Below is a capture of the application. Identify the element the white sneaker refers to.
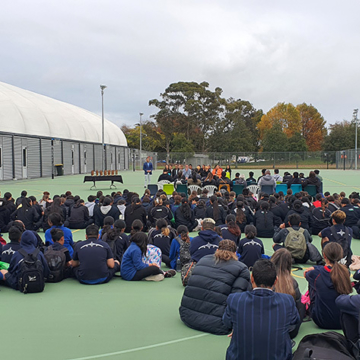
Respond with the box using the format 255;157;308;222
144;274;164;281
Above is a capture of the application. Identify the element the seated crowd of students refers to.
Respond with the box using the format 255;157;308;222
1;168;360;359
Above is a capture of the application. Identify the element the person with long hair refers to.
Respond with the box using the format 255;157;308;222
121;231;176;281
302;170;322;194
124;197;147;233
169;225;192;270
304;242;353;329
271;248;305;338
205;195;227;226
237;225;264;268
202;172;216;186
234;201;253;233
101;219;129;263
179;240;251;335
219;214;241;245
148;218;174;267
254;202;275;238
174;198;197;232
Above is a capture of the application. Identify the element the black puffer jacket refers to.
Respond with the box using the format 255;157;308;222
179;254;251;335
124;204;147;233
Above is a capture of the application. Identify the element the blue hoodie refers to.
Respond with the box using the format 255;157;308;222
190;230;221;263
6;231;50;290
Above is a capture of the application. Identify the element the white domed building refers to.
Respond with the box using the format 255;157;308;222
0;82;129;180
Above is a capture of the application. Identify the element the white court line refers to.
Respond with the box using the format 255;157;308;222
67;333;209;360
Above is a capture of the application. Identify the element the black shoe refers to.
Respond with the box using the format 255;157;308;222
164;269;176;278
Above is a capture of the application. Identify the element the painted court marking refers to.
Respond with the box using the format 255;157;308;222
67;333;209;360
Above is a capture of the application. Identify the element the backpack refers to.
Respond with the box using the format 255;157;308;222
331;226;352;267
284;227;307;259
18;249;45;293
44;245;67;283
292;331;356;360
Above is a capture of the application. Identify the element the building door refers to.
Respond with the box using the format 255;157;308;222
71;145;75;175
84;148;87;173
22;146;28;179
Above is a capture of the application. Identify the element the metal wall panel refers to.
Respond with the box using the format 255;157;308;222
80;143;85;174
14;136;22;180
125;147;129;170
41;139;52;177
106;146;115;170
94;144;102;171
73;143;79;174
63;141;73;175
86;144;94;174
54;140;62;165
3;136;13;180
27;137;41;179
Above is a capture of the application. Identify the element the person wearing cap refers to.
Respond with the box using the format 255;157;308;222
190;218;222;262
180;240;251;335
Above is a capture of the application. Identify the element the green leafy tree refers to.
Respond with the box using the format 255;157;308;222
261;124;288;152
287;132;308;152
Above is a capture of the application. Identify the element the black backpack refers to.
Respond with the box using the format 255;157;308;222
18;249;45;294
330;226;352;267
292;331;356;360
44;245;67;283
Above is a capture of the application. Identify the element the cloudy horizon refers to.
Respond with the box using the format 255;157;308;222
2;0;360;130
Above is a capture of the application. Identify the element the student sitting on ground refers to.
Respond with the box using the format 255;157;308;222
121;232;176;281
10;197;41;231
124;197;147;233
311;198;332;235
45;213;74;258
254;202;275;238
174;198;197;232
0;226;22;264
271;249;305;338
233;201;254;233
179;240;251;335
101;219;129;263
304;242;353;329
45;228;72;282
190;218;222;263
72;224;120;285
223;259;300;360
219;215;241;246
148;219;174;268
284;199;312;234
237;225;264;268
2;230;50;290
319;209;353;268
65;199;94;229
273;213;323;265
148;197;173;228
205;195;227;226
169;225;192;271
94;197;120;228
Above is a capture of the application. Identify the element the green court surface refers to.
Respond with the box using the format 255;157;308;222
1;169;359;360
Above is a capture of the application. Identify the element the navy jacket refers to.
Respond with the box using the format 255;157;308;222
223;289;300;360
179;254;251;335
0;241;21;264
305;265;343;329
6;231;50;290
190;230;221;262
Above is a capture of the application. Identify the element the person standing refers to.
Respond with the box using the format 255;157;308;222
143;156;153;188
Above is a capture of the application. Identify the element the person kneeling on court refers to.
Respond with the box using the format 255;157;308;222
272;213;323;265
71;224;120;285
121;232;176;281
179;240;251;335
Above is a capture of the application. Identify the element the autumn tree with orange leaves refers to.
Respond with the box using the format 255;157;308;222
257;102;326;151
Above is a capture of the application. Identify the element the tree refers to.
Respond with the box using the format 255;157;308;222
296;103;326;151
257;102;302;140
207;99;258;153
322;121;358;152
287;132;308;152
261;124;288;152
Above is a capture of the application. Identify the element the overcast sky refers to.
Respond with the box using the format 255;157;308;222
2;0;360;129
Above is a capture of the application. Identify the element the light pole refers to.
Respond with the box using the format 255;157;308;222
100;85;107;171
354;109;358;170
139;112;143;169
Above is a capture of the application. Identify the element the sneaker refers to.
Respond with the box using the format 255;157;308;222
144;274;164;281
164;269;176;278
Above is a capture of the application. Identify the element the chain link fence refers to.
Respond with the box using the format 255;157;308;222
335;149;360;170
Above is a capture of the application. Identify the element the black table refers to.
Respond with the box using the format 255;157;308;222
83;175;123;189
